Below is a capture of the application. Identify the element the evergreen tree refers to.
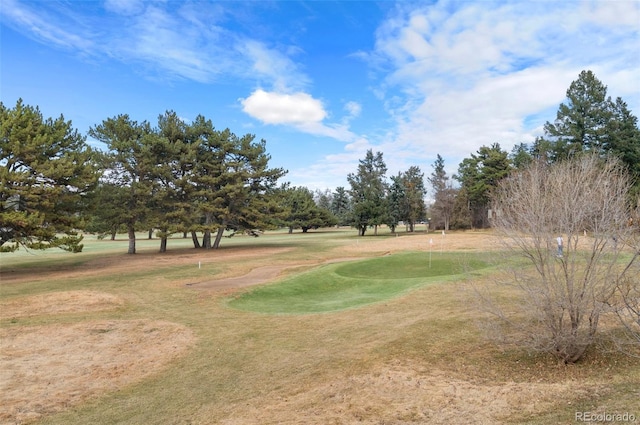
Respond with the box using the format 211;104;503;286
152;111;196;252
606;97;640;198
428;154;456;231
347;150;388;236
282;186;336;233
393;166;426;232
509;143;534;170
455;143;511;228
330;186;351;226
89;115;154;254
1;100;99;252
189;117;286;249
386;174;405;233
543;70;613;160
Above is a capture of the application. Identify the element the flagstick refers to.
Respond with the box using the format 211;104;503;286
429;238;433;268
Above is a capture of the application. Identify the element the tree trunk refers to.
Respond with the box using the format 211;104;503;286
359;226;366;236
374;224;378;236
148;228;153;239
202;213;214;249
183;231;188;238
191;231;201;249
202;230;212;249
212;227;225;249
288;226;293;234
159;237;167;253
127;225;136;254
110;230;116;241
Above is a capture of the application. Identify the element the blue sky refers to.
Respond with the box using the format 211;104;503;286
2;0;639;192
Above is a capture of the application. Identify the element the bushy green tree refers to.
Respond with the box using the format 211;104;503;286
542;70;640;199
455;143;511;228
189;118;285;249
331;186;351;226
282;186;336;233
0;99;99;252
388;166;426;232
89;115;154;254
347;150;388;236
606;97;640;198
151;111;197;252
544;70;612;160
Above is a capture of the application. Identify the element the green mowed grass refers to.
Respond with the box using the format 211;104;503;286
228;252;490;314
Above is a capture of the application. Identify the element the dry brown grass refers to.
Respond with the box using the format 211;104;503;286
0;229;638;424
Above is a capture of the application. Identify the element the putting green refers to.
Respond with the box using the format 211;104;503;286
227;252;489;314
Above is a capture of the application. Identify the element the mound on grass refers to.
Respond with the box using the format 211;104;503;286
228;252;489;314
0;289;195;425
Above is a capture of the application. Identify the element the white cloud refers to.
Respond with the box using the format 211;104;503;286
366;0;640;176
240;89;326;125
240;89;366;144
344;101;362;118
241;41;309;92
1;0;94;51
126;6;214;82
581;0;640;27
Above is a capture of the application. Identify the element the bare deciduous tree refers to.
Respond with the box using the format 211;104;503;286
479;154;639;364
612;204;640;356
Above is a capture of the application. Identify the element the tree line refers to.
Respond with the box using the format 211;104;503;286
1;70;639;253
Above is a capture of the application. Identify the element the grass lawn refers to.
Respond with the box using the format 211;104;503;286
1;228;638;424
228;252;491;313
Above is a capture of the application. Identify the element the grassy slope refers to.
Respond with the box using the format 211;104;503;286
1;228;638;424
228;252;491;313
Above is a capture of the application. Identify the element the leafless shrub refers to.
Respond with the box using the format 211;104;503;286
611;205;640;356
478;154;639;364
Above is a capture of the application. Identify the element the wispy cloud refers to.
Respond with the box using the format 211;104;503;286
2;0;637;191
1;0;94;51
2;0;308;88
368;0;640;173
1;0;354;144
241;40;309;92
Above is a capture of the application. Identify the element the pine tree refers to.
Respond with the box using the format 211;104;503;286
544;70;613;160
1;100;99;252
347;150;388;236
428;154;456;231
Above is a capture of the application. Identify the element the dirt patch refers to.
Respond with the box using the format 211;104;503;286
0;246;293;285
221;360;592;424
0;290;125;320
0;319;195;424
